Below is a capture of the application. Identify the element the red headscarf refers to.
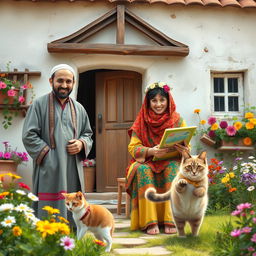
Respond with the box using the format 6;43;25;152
128;89;181;173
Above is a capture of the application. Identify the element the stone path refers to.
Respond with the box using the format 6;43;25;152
111;214;172;255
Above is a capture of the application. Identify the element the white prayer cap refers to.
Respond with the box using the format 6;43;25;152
50;64;76;79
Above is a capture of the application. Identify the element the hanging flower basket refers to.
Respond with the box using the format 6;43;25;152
200;134;216;147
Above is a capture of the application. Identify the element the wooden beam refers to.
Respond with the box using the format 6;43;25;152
0;71;41;76
116;5;125;44
47;43;189;56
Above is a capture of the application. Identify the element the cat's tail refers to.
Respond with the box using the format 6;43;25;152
145;187;171;203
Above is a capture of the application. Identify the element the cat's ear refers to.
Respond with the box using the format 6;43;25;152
76;191;83;200
182;150;192;161
198;151;207;162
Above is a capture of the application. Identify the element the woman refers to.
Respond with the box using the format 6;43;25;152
126;82;188;235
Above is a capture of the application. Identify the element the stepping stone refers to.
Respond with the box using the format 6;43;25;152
112;237;147;246
115;222;130;229
113;246;172;255
113;232;130;237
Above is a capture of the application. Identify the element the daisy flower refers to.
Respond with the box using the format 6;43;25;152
27;192;39;201
0;203;14;212
1;216;16;227
60;236;75;251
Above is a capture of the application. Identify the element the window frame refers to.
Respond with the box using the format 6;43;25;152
211;72;244;117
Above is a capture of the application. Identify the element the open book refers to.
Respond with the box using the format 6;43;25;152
152;126;197;161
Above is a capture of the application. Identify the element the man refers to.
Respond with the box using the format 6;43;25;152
22;64;93;220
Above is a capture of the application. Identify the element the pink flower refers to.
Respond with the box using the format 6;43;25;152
253;253;256;256
60;236;75;251
251;233;256;243
250;211;255;215
0;152;3;158
7;89;16;97
231;210;241;216
18;96;25;103
208;116;217;125
248;247;255;252
230;229;242;237
208;130;216;138
237;203;252;211
163;85;170;93
226;126;236;136
219;120;228;129
3;152;11;159
253;218;256;224
241;227;252;233
0;81;7;89
21;84;28;90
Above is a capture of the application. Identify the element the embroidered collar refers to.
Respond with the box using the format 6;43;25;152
179;174;202;187
80;206;90;221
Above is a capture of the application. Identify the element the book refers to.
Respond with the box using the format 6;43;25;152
152;126;197;161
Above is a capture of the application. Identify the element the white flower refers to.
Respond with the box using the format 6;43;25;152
16;189;26;195
248;156;255;159
233;166;238;170
15;203;30;212
1;216;16;227
241;163;247;166
242;168;250;174
247;186;255;191
253;160;256;163
27;192;39;201
0;203;14;212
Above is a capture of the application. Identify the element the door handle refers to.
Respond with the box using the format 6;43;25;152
98;114;102;133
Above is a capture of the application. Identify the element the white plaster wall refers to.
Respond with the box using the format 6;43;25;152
0;1;256;186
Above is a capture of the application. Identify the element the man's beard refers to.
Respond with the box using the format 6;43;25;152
53;86;72;99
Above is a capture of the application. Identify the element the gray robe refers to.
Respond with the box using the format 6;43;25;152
22;93;93;220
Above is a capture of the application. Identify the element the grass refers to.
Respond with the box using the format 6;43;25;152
109;214;232;256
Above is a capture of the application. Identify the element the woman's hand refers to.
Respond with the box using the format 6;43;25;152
148;145;169;158
173;141;190;155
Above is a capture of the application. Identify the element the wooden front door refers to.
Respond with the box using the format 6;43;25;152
96;71;141;192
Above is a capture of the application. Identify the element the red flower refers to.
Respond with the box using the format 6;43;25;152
18;182;30;190
163;85;170;93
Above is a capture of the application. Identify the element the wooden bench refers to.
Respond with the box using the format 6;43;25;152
117;177;130;218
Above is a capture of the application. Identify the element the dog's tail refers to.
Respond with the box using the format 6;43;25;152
145;187;171;203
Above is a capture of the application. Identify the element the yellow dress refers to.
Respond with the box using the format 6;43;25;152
126;120;186;231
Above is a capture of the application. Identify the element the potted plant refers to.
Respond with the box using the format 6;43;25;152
0;71;34;129
194;107;256;150
0;141;29;188
82;159;96;193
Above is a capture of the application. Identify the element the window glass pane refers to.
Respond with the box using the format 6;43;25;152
228;78;238;92
228;97;239;111
214;96;225;111
214;78;224;93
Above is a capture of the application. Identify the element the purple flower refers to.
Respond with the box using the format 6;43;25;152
208;116;217;125
241;227;252;233
235;157;243;161
226;126;237;136
220;120;228;129
60;236;75;251
208;130;216;138
230;229;242;237
251;233;256;243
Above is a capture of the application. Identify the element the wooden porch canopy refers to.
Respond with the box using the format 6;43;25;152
47;5;189;57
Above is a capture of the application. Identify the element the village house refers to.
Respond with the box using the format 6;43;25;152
0;0;256;191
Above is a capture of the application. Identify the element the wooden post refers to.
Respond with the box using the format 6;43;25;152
116;5;125;44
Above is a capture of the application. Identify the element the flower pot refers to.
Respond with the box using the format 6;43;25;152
0;160;18;188
83;166;96;193
218;139;254;151
200;134;216;146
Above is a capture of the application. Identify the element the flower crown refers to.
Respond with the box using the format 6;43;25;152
144;82;171;94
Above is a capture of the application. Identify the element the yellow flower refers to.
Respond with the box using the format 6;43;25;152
245;112;254;119
194;109;201;114
0;173;21;179
229;172;235;178
149;83;155;89
58;216;69;223
42;206;60;215
243;137;252;146
234;121;243;131
55;222;70;235
200;120;206;125
211;123;219;130
94;239;106;246
221;177;230;183
12;226;22;236
36;220;58;238
0;192;9;197
250;118;256;125
245;122;254;130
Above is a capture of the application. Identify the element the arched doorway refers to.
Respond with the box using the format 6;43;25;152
77;69;142;192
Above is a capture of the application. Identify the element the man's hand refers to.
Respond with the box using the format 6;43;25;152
66;139;83;155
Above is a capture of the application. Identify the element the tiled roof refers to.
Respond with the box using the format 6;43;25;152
30;0;256;8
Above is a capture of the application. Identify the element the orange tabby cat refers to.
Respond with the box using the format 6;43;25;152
145;151;208;237
62;191;114;252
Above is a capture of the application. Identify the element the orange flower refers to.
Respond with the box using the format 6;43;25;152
243;137;252;146
200;120;206;125
229;187;237;193
245;122;254;130
245;112;254;119
234;121;243;130
94;239;106;246
211;123;219;130
194;109;201;114
12;226;22;236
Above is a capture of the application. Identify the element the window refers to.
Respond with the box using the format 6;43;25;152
211;73;244;116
